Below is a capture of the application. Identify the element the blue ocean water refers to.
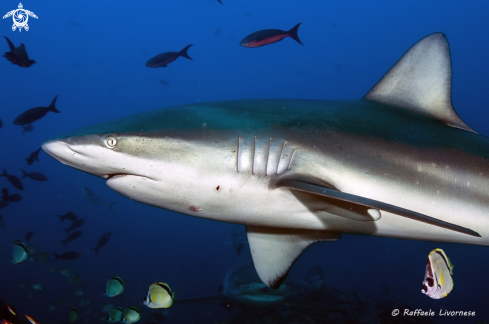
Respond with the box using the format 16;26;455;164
1;0;488;323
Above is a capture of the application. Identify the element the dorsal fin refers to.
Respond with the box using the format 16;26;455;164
365;33;476;133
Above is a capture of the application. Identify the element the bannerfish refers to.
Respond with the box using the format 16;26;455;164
240;23;302;48
61;231;83;247
25;231;34;243
107;307;123;323
56;212;78;223
69;308;78;323
421;248;454;299
22;124;34;134
105;276;125;297
1;169;23;191
91;232;112;254
32;282;43;291
70;275;83;285
145;44;193;68
13;95;60;126
53;251;80;261
21;170;47;182
122;307;141;324
27;244;38;255
80;297;90;307
11;240;28;264
81;187;117;215
142;282;174;309
2;36;36;68
60;267;71;277
73;288;84;297
25;148;42;165
64;218;86;234
38;252;50;263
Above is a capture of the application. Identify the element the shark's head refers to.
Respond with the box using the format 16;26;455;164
42;104;240;214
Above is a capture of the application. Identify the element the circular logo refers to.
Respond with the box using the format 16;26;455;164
392;309;400;316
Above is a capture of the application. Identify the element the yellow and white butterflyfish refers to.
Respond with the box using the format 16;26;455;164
11;240;28;264
142;282;174;309
105;276;125;297
122;307;141;324
421;248;454;299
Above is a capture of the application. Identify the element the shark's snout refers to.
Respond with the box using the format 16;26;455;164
42;140;77;167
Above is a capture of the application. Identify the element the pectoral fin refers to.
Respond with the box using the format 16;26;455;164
247;225;340;289
278;179;480;237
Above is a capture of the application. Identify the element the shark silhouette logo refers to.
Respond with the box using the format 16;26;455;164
3;3;37;32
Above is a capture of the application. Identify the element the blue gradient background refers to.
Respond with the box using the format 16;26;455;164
0;0;488;323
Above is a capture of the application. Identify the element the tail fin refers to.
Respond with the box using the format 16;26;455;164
91;247;100;255
34;148;41;161
288;23;303;45
49;95;60;113
1;169;7;177
3;36;15;52
179;44;194;60
108;202;118;216
53;253;60;261
20;169;28;179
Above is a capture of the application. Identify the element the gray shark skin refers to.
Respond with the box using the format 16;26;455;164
42;33;489;289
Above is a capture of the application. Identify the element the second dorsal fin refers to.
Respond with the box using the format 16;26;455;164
365;33;476;133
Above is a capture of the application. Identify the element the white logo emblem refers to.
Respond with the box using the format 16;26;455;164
3;3;38;32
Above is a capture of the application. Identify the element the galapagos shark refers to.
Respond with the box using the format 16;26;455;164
176;256;339;311
42;33;488;289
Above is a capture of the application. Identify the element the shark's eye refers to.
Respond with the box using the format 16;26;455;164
105;136;117;148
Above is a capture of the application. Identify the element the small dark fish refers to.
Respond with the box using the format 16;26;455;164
56;212;78;223
22;124;34;134
57;213;78;224
0;118;3;127
64;218;85;234
2;36;36;68
218;0;223;3
21;169;47;182
240;23;303;48
81;187;117;215
25;231;34;243
145;44;193;68
91;232;112;254
0;169;23;191
14;95;60;125
158;80;170;86
25;148;42;165
53;251;80;260
61;231;83;247
6;194;22;202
